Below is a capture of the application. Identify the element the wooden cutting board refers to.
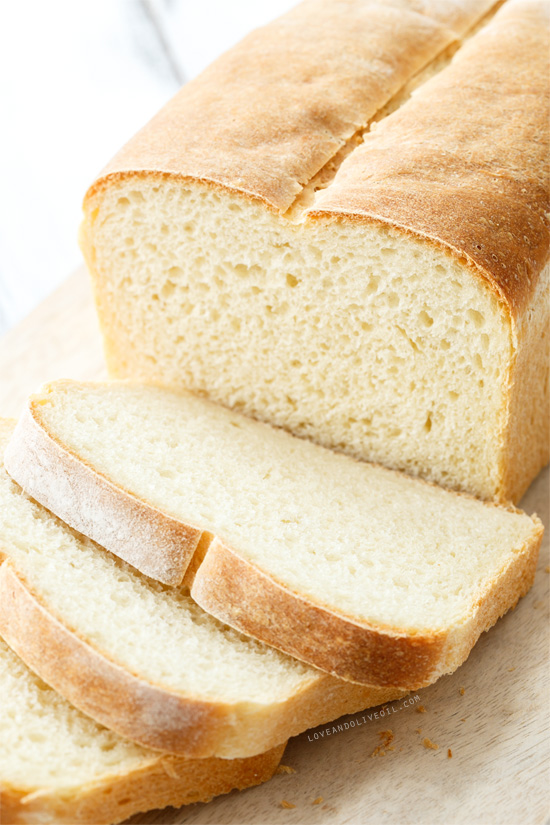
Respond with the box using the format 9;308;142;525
1;269;548;825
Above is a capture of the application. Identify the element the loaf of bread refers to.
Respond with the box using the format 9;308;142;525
80;0;549;504
6;381;543;689
0;638;285;825
0;417;405;758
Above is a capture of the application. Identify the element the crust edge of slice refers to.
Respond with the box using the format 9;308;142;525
190;525;542;690
4;392;201;586
0;560;405;759
1;729;286;825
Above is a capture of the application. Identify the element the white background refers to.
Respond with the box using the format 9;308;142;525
0;0;296;336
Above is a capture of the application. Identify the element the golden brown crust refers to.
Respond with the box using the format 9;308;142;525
0;561;405;758
308;0;550;318
1;742;286;825
0;562;226;757
497;262;550;503
85;0;498;213
190;539;446;689
190;521;543;690
4;393;202;586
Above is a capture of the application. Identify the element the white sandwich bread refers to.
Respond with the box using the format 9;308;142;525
0;417;405;759
5;381;543;691
80;0;549;504
0;638;286;825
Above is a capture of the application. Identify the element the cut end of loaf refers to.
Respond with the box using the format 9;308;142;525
82;177;517;502
79;0;550;505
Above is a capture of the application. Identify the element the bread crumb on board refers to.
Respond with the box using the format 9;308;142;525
545;565;549;573
371;729;394;756
423;738;439;750
313;797;324;805
276;765;296;775
508;667;516;672
280;800;296;809
448;748;453;758
460;718;466;723
415;728;423;735
416;705;427;713
459;687;465;695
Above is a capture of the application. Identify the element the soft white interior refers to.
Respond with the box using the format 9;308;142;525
0;637;148;791
0;422;314;703
87;180;511;501
36;383;536;631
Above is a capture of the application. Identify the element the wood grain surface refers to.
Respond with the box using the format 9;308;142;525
0;269;548;825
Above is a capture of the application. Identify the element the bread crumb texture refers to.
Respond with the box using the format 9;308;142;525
371;729;395;757
30;382;540;633
87;180;517;502
276;765;296;775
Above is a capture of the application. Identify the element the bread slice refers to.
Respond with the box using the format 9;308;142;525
80;0;549;504
0;638;286;825
6;381;543;690
0;417;404;758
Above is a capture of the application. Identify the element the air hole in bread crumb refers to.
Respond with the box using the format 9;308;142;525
366;276;379;295
468;309;485;328
161;281;176;299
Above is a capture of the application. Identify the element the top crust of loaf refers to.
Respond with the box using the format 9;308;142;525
86;0;465;210
309;0;550;319
83;0;549;323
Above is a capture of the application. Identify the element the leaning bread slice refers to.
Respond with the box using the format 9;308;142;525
0;417;403;758
0;638;285;825
5;381;543;690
